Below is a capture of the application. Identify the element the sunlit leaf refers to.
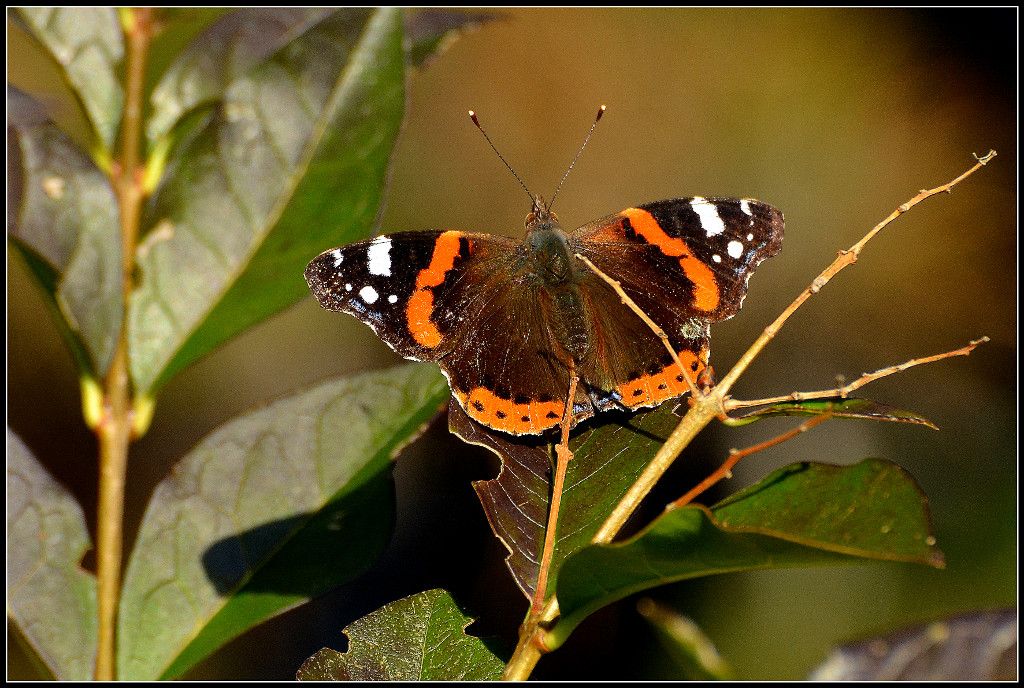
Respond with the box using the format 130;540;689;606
551;459;943;647
7;429;98;681
129;8;406;395
146;8;335;147
7;86;122;378
14;7;124;155
117;364;448;680
296;589;506;681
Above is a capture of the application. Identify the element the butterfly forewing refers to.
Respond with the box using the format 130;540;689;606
572;197;784;323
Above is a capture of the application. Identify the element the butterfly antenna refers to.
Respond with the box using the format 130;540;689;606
469;110;534;203
549;105;606;209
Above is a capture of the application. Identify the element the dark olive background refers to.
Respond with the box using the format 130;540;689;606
8;8;1015;680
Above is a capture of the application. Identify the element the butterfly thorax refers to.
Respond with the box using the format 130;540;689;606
524;196;592;361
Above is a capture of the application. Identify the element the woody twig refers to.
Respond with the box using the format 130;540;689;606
502;152;995;681
669;410;834;510
715;150;996;398
726;338;989;412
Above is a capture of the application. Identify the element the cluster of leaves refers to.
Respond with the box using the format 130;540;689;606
6;7;966;682
8;7;476;680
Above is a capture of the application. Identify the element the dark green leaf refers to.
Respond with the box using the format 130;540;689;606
7;86;122;378
809;609;1017;680
296;589;506;681
728;397;937;429
116;364;448;680
552;459;943;647
453;402;683;601
7;429;97;681
128;8;407;395
14;7;124;155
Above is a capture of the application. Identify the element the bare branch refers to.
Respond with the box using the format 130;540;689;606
727;338;989;411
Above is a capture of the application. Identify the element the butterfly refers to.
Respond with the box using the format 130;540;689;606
305;191;783;435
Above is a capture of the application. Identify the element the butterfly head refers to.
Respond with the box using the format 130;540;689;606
526;194;560;234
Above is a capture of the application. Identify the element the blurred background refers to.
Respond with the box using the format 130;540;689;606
8;7;1016;680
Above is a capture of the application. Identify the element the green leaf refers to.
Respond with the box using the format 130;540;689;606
116;364;448;680
144;9;233;95
128;8;406;395
14;7;124;157
453;402;683;601
552;459;943;647
7;429;98;681
728;397;937;429
146;8;336;147
7;86;122;378
296;589;506;681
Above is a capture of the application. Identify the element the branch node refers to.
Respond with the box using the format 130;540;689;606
974;150;997;164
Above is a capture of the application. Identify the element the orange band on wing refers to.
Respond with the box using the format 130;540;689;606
455;387;566;435
615;348;708;409
406;231;464;348
622;208;719;312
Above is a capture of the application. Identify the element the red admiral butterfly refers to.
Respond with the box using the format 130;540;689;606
306;116;784;436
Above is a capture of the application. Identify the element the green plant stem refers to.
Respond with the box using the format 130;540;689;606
94;7;153;680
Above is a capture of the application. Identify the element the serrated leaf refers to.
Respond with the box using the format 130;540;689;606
552;459;943;646
146;8;336;146
809;609;1017;680
729;397;937;429
7;86;122;378
117;364;448;680
14;7;124;155
296;589;506;681
453;401;683;601
128;8;406;395
7;429;98;681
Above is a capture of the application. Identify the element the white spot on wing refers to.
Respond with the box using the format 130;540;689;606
345;283;352;291
727;240;744;259
359;285;379;304
740;199;753;216
747;232;754;241
712;254;722;263
691;197;727;236
388;294;398;304
367;236;392;276
332;249;343;267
